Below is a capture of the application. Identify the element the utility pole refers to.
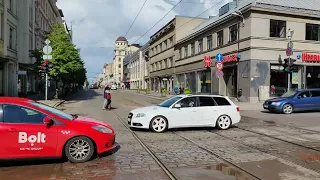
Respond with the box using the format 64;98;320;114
286;29;294;92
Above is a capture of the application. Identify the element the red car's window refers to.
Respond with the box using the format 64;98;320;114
3;104;46;124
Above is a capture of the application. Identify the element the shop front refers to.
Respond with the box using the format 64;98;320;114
221;54;238;97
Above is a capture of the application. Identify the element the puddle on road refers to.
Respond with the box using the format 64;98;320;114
205;163;255;180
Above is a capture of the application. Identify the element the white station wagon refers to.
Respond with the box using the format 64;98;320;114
128;95;241;133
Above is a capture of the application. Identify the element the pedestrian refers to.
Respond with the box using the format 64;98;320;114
102;86;108;110
104;86;112;110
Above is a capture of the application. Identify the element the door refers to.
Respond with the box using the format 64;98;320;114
197;96;219;126
1;104;58;158
309;90;320;110
293;91;312;110
168;97;198;127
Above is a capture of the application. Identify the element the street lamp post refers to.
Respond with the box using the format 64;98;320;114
287;29;294;92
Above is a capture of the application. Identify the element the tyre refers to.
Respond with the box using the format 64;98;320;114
282;104;293;114
65;136;95;163
216;115;232;130
150;116;168;133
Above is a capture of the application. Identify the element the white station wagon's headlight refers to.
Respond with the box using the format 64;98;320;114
135;113;146;118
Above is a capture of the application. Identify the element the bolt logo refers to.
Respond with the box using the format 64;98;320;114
18;132;46;146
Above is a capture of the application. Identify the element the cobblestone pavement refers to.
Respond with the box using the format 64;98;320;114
1;89;320;180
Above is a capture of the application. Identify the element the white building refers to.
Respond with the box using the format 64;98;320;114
129;43;149;89
112;36;140;87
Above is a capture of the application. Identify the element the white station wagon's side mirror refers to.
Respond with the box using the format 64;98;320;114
174;103;181;108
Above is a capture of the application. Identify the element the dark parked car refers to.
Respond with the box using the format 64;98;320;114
263;88;320;114
89;84;98;89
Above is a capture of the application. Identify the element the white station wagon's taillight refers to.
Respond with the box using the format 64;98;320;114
236;107;240;112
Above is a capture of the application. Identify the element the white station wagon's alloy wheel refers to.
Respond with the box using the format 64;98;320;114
65;136;95;163
216;115;232;130
282;104;293;114
150;116;168;133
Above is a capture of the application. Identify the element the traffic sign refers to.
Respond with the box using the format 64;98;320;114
45;39;51;45
216;70;224;78
43;45;52;55
287;41;293;48
43;55;52;60
286;47;292;56
216;53;224;62
215;62;223;70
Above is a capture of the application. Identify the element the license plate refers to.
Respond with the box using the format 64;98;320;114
263;104;268;108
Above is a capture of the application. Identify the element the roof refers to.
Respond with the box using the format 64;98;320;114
116;36;127;42
178;0;320;44
0;97;33;102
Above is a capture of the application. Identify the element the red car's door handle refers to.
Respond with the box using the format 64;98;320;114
7;128;17;132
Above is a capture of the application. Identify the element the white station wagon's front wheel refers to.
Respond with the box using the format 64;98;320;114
216;115;232;130
150;116;168;133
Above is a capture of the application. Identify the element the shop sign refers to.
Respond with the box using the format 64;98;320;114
203;56;212;67
222;54;238;63
302;53;320;62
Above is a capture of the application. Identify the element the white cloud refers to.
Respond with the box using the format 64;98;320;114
57;0;229;76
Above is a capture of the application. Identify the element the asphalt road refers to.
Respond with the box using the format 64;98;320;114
1;89;320;180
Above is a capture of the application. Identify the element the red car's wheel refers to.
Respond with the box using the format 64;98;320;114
65;136;95;163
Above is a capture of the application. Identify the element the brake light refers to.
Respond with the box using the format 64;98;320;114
236;107;240;112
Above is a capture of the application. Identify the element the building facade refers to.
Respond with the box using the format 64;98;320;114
148;16;207;93
123;55;130;89
174;0;320;102
103;62;113;85
112;36;139;87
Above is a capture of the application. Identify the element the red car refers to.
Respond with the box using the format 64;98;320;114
0;97;116;163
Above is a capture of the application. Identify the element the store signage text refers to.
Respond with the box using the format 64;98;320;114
222;54;238;63
302;53;320;62
203;56;212;67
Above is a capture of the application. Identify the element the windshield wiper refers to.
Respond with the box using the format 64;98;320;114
72;114;78;119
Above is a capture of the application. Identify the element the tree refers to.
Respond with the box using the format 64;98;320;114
47;23;86;89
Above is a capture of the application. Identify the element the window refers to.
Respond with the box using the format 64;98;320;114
229;24;238;42
9;0;13;11
9;27;13;49
118;57;121;62
306;23;320;41
191;43;195;55
118;64;121;68
213;97;231;106
311;90;320;97
217;30;223;47
270;20;286;38
297;91;310;98
31;102;73;120
170;57;173;67
159;44;162;52
184;46;188;57
198;39;203;53
207;35;212;50
199;97;216;106
3;104;46;124
169;37;173;47
179;48;182;58
178;97;197;108
158;96;182;108
163;41;167;49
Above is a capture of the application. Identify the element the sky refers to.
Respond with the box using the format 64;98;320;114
57;0;232;82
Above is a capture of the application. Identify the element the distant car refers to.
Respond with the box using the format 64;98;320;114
111;85;117;90
128;95;240;133
263;88;320;114
89;84;97;89
0;97;116;163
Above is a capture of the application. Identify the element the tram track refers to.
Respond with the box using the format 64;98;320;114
112;109;261;180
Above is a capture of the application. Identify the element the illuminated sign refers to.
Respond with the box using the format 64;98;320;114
203;56;212;67
222;54;238;63
302;53;320;62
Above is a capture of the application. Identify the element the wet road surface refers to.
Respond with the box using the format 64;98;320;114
1;89;320;180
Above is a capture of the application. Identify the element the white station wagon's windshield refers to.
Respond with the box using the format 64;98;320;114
158;96;182;108
31;102;73;120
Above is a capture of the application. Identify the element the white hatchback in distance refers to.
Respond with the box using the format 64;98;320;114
128;95;241;133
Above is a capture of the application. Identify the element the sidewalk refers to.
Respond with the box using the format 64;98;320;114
123;89;174;100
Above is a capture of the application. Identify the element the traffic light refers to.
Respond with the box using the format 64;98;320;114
41;60;53;73
283;58;296;72
283;58;289;72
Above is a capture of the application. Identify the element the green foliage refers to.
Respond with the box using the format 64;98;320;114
47;23;86;85
85;79;89;87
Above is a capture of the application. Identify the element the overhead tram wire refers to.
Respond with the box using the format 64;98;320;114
136;0;225;45
132;0;183;44
124;0;148;38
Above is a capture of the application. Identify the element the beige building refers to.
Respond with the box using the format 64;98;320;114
112;36;139;86
174;0;320;102
103;62;113;85
148;16;207;93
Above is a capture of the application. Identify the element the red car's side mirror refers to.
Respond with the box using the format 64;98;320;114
43;117;53;125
